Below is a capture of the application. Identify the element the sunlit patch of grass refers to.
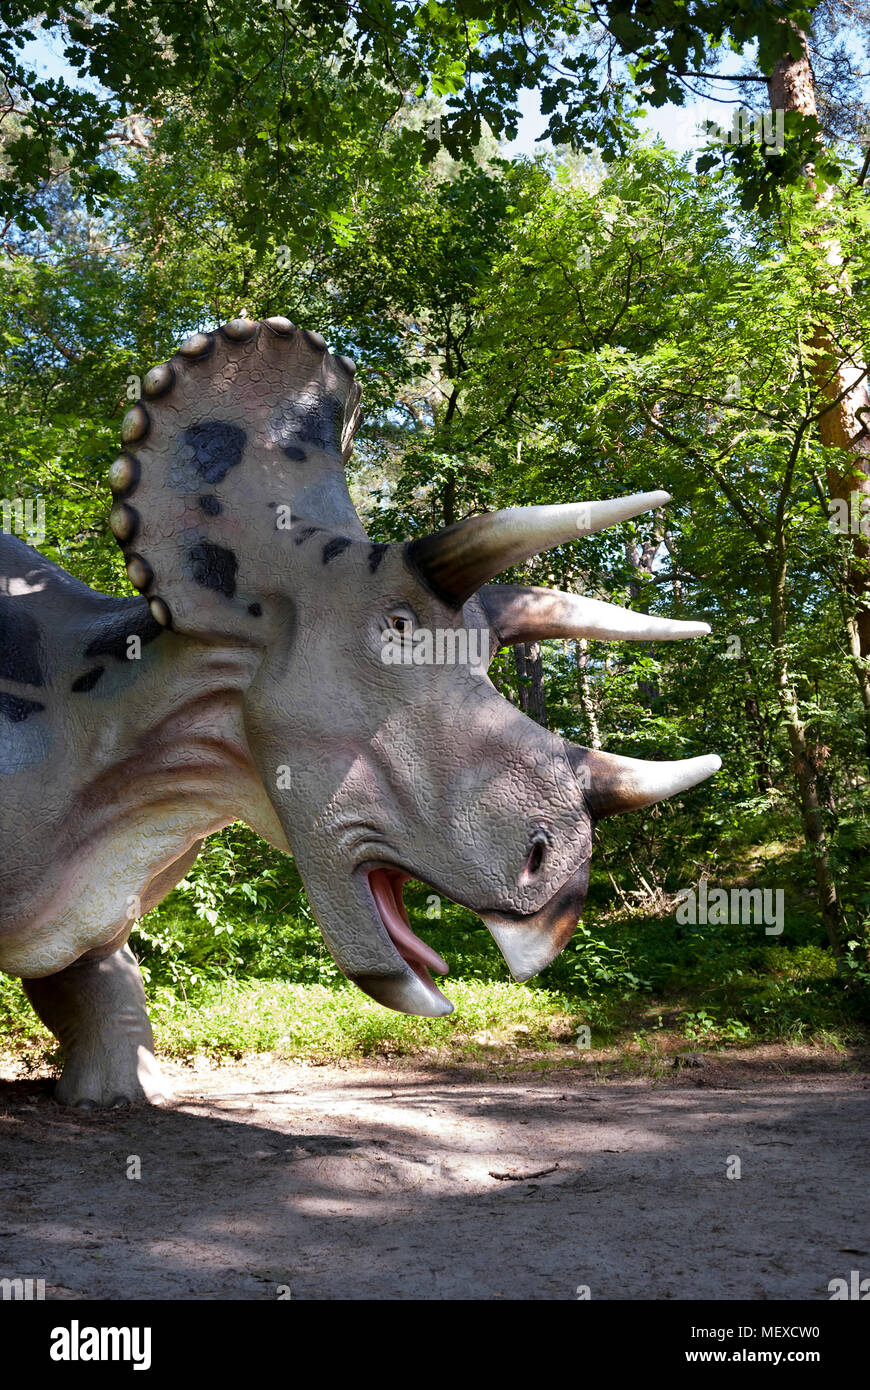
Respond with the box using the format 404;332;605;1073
149;977;582;1061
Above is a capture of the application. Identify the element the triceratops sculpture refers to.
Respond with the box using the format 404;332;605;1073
0;318;719;1106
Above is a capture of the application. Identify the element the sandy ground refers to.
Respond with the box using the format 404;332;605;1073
0;1051;868;1300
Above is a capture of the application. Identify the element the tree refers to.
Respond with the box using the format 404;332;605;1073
439;146;870;951
1;0;823;235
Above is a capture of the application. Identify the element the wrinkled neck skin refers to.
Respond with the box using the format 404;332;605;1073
0;618;286;978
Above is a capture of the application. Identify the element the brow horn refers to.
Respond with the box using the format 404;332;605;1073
406;491;671;608
480;584;711;644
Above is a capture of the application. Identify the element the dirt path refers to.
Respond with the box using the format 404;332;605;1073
1;1054;867;1300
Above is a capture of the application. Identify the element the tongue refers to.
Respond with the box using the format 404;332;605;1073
368;869;449;977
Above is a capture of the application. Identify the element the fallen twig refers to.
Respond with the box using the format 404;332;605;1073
488;1164;559;1182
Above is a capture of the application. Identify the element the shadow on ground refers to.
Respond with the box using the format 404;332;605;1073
0;1061;867;1299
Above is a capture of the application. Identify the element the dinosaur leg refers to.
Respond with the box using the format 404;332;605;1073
23;944;169;1108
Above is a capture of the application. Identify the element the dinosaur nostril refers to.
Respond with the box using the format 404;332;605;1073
523;838;547;880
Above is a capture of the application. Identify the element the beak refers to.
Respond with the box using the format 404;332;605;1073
480;861;590;982
351;972;454;1017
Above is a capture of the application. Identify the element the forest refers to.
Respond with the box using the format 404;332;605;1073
1;0;869;1070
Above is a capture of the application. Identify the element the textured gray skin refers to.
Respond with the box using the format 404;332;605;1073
0;317;719;1106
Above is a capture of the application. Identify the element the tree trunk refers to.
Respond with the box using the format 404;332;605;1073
834;581;870;768
513;641;548;725
575;639;601;748
625;520;664;707
768;549;843;955
743;690;773;794
767;43;870;663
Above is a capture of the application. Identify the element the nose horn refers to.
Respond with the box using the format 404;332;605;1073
568;745;722;818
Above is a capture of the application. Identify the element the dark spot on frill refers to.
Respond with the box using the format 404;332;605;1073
71;667;105;693
0;599;45;686
182;421;247;484
368;543;388;572
322;537;352;564
248;603;262;617
187;541;238;598
0;692;45;723
293;526;322;545
272;397;343;456
198;494;222;516
299;399;342;451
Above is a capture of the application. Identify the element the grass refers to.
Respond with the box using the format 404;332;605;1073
150;977;579;1060
0;973;584;1070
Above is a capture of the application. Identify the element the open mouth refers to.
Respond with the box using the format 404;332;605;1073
367;868;449;994
360;857;590;1016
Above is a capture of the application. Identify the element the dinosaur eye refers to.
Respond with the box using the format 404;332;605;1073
377;606;418;659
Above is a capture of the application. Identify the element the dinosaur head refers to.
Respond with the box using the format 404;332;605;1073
110;318;719;1016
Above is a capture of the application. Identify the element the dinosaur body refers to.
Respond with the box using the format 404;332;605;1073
0;531;286;979
1;317;720;1105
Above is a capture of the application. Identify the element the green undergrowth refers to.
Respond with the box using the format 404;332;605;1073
1;860;867;1068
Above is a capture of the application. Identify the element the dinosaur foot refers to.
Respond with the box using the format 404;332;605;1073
56;1043;172;1109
